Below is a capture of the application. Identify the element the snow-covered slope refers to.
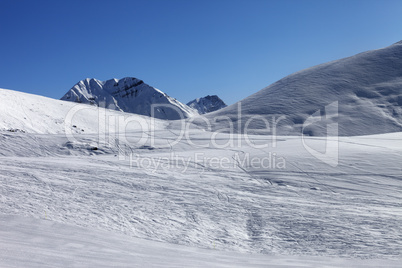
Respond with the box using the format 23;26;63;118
187;95;227;114
0;130;401;263
1;42;402;267
0;87;167;134
193;41;402;136
2;216;399;268
61;77;197;120
0;86;401;266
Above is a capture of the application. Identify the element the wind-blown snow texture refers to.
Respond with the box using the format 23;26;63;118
61;77;197;120
1;87;402;267
187;95;227;114
191;41;402;136
1;41;402;267
2;216;400;268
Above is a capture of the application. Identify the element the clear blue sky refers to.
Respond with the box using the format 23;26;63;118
1;0;402;105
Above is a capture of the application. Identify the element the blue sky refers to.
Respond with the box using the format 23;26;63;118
1;0;402;105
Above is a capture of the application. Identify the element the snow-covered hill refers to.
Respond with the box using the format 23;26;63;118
61;77;197;120
0;87;166;134
187;95;227;114
192;41;402;136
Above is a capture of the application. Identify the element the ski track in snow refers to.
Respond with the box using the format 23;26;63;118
0;130;401;263
3;216;401;268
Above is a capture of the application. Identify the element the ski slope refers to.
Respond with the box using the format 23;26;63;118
1;38;402;267
1;216;400;268
0;126;401;266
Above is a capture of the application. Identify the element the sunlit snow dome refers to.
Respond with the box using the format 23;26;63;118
194;41;402;136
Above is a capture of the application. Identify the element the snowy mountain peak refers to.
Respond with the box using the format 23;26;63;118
61;77;197;120
187;95;227;114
